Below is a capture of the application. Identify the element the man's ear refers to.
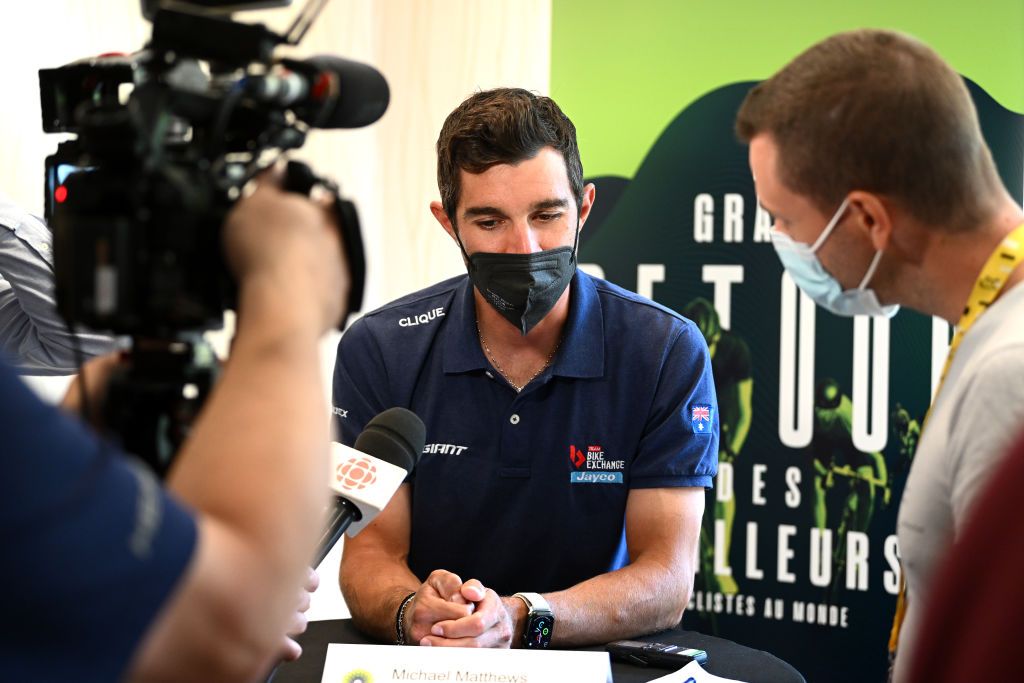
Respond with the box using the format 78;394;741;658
847;191;892;252
430;201;459;243
577;183;597;231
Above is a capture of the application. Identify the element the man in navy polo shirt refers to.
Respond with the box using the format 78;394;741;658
335;88;718;649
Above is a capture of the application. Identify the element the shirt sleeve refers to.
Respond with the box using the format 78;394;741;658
0;360;196;681
630;321;720;489
0;205;117;375
331;316;392;446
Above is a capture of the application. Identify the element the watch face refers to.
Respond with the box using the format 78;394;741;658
526;614;554;648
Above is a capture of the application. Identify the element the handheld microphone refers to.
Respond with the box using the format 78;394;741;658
252;55;390;129
314;407;424;565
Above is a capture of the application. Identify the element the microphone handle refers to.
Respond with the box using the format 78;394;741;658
314;497;361;566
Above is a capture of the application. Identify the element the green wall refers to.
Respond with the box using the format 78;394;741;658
551;0;1024;179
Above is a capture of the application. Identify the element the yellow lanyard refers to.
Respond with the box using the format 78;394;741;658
889;222;1024;659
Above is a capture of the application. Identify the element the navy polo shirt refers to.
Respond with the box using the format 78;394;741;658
333;271;718;595
0;360;196;681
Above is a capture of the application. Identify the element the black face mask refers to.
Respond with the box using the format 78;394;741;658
458;229;579;336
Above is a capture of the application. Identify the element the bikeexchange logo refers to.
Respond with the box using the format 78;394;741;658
569;444;625;484
336;456;377;491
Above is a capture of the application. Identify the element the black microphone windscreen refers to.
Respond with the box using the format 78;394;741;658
353;407;424;474
306;55;389;129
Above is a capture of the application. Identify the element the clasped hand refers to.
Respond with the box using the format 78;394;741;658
405;570;518;648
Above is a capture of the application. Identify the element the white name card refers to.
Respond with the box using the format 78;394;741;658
321;643;612;683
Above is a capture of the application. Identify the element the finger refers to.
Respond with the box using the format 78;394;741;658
305;566;320;592
418;634;486;648
412;593;475;623
431;590;503;640
426;569;464;601
279;636;303;662
295;588;312;614
286;609;309;637
252;161;287;189
460;579;487;603
430;612;489;640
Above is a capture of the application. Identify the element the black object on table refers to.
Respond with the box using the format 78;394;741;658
269;619;805;683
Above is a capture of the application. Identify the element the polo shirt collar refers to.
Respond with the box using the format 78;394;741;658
552;270;604;378
442;277;490;374
442;271;605;379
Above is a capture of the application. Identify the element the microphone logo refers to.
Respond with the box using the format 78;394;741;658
336;456;378;491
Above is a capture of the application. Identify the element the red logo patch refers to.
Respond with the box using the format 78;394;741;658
336;456;378;491
569;445;586;468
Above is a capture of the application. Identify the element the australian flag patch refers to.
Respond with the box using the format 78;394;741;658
691;405;713;436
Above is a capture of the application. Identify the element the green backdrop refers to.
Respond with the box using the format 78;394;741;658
552;0;1024;180
551;4;1024;681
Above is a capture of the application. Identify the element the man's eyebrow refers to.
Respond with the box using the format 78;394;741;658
462;206;507;220
532;198;569;211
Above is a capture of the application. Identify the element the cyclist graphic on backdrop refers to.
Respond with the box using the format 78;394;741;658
811;377;891;596
683;298;752;596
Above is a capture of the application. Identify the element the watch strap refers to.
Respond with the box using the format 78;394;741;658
513;591;551;613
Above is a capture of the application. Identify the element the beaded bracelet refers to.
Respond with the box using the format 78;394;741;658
395;592;417;645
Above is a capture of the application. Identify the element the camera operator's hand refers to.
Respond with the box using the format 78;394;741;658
223;166;349;333
279;566;320;662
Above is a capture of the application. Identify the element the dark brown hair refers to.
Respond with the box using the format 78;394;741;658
735;29;1001;231
437;88;583;224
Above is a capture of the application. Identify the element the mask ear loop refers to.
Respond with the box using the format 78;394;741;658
857;249;885;291
570;219;581;264
451;222;474;266
810;197;851;253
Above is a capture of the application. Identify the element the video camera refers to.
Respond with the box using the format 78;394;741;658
40;0;385;336
38;0;388;474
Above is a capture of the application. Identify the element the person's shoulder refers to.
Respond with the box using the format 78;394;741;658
587;273;696;339
363;276;464;318
955;282;1024;379
589;273;686;324
340;276;465;346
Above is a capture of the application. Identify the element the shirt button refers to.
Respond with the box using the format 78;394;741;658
509;414;520;425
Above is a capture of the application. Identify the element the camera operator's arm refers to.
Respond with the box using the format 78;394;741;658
0;193;116;374
128;175;348;682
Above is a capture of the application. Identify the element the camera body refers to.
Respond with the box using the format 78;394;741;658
38;0;385;473
40;1;383;336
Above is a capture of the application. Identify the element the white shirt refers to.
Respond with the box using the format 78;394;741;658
893;281;1024;681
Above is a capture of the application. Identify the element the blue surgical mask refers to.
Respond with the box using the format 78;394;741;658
770;198;899;318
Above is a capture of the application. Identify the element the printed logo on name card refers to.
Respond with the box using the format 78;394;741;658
343;670;373;683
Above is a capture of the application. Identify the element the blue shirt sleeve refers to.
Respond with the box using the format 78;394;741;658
332;316;391;446
630;321;720;489
0;360;197;681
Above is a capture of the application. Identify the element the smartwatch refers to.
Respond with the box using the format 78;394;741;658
513;592;554;649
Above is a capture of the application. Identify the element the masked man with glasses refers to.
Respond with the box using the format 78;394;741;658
736;29;1024;681
334;88;718;649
